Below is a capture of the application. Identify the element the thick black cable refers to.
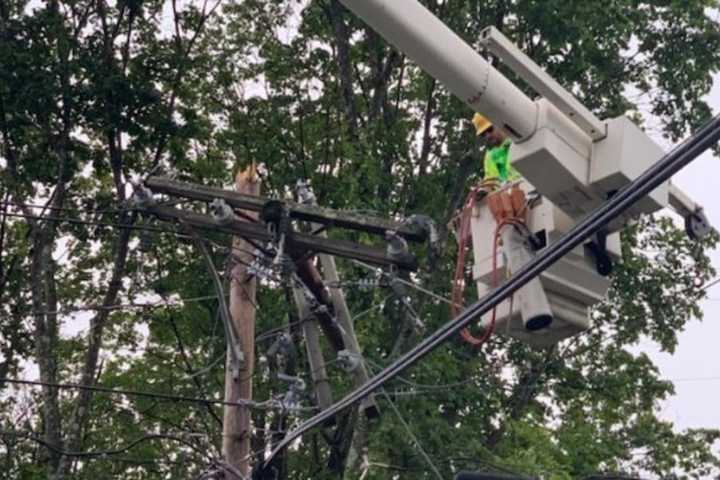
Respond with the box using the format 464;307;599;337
263;114;720;467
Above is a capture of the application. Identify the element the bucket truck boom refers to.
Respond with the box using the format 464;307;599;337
338;0;711;347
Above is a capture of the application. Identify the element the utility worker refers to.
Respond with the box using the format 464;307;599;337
472;113;521;183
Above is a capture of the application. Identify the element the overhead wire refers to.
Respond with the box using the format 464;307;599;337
351;259;461;309
2;200;130;216
364;357;478;392
263;111;720;466
1;377;277;410
1;207;298;345
1;428;210;460
15;294;222;317
700;275;720;293
191;229;246;375
365;362;446;480
0;210;191;238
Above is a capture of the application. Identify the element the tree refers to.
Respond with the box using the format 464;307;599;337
0;0;719;478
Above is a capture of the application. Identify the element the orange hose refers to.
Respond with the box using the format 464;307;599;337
452;183;525;348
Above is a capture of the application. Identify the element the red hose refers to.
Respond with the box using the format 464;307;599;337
452;184;524;348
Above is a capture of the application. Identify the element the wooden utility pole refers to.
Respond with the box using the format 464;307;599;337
295;183;378;417
317;251;379;418
223;164;260;477
291;285;334;413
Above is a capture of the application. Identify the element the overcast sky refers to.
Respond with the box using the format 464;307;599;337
640;75;720;432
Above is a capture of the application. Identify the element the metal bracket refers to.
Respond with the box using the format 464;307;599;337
266;332;296;375
209;198;235;225
337;349;362;373
296;179;317;205
385;230;409;259
276;373;307;413
130;183;156;209
261;201;293;277
586;230;613;277
407;214;439;248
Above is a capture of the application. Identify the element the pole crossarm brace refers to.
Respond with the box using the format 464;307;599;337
145;177;427;242
141;204;418;271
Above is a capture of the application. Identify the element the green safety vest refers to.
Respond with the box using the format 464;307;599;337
483;138;521;182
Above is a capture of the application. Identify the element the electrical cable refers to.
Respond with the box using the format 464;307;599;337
1;207;272;269
2;199;189;216
15;294;222;316
2;210;197;241
191;230;245;373
352;260;461;309
2;429;209;459
1;377;275;409
366;362;445;480
364;358;477;391
1;200;130;216
262;112;720;467
700;276;720;293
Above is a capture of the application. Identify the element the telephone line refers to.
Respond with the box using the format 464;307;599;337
1;377;276;410
2;429;210;460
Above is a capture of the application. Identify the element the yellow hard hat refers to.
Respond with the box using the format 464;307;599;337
472;113;493;136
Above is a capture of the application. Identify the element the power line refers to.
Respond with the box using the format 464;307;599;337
364;358;477;392
668;376;720;383
2;199;191;216
2;204;273;267
2;210;192;238
263;110;720;466
352;259;462;309
16;294;221;316
2;200;130;216
366;362;445;480
192;230;244;369
2;429;210;459
1;377;275;410
700;276;720;293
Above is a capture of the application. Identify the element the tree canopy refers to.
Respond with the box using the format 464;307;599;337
1;0;719;479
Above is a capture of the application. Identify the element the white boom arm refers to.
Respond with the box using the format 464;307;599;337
338;0;537;141
479;26;607;141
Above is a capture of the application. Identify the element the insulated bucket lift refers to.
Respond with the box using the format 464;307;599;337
338;0;711;347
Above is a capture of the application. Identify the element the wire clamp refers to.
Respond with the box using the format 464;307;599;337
209;199;235;225
337;349;362;372
129;183;156;209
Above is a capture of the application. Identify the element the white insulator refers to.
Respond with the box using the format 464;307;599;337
209;199;234;225
337;349;362;373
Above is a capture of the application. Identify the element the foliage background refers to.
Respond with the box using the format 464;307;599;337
1;0;719;478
